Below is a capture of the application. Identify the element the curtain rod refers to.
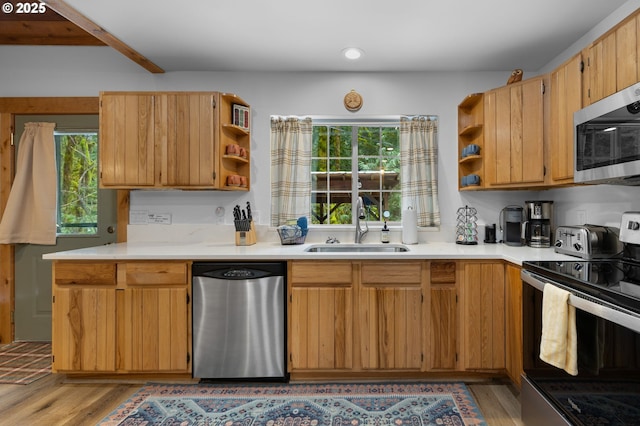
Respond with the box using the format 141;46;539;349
309;115;437;124
271;115;437;125
54;128;98;133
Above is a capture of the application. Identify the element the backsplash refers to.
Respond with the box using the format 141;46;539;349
129;185;640;244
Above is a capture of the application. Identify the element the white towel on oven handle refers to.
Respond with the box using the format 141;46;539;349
539;283;578;376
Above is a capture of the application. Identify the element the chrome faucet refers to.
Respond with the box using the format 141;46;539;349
354;196;369;243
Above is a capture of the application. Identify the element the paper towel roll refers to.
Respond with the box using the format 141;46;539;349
402;207;418;244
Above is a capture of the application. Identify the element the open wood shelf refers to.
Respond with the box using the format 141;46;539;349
222;123;250;136
458;93;484;110
459;124;483;137
223;154;249;164
458;93;485;191
459;154;482;164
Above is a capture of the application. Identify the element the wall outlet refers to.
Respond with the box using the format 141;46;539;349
251;210;261;224
576;210;586;225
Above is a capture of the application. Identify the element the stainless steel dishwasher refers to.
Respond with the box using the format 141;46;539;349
192;262;287;380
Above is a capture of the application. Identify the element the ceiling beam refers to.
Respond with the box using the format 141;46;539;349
0;22;106;45
40;0;165;74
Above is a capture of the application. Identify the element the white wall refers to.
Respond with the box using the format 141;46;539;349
2;0;640;243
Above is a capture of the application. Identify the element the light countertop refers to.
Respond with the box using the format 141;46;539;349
43;241;576;265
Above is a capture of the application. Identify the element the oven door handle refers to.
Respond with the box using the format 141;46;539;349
521;269;640;334
520;270;546;293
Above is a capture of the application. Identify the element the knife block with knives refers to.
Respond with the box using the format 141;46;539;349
234;202;256;246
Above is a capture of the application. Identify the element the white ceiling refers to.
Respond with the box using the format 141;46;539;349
65;0;630;73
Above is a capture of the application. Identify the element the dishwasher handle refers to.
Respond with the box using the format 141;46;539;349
198;267;271;280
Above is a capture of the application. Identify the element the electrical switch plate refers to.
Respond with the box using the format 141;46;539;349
251;210;260;224
148;213;172;224
130;210;149;225
619;211;640;245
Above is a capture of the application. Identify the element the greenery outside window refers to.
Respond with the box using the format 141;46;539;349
312;121;401;225
55;131;98;235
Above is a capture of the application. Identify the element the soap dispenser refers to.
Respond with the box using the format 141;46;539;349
381;211;390;243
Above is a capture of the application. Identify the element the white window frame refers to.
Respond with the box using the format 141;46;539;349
311;117;402;227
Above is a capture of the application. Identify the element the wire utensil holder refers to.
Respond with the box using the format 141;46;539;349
456;205;478;245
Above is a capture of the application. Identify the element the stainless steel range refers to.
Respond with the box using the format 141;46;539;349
520;212;640;426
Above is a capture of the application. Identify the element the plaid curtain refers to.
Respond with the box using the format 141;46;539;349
400;116;440;227
270;116;312;226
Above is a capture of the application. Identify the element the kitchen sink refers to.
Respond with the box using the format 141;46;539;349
305;244;410;253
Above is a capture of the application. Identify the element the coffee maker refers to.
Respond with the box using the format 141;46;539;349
524;200;554;248
501;206;524;246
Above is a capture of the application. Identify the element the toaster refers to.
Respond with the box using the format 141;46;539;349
554;225;622;259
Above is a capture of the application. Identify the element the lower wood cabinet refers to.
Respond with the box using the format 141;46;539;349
359;262;424;370
289;259;515;379
505;263;523;388
429;261;458;370
289;260;426;374
289;261;354;371
119;262;190;372
52;261;191;374
52;285;117;372
460;261;506;371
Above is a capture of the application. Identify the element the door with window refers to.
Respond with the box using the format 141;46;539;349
14;115;116;341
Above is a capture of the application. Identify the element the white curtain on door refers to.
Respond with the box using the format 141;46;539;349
400;116;440;227
270;116;312;226
0;122;57;245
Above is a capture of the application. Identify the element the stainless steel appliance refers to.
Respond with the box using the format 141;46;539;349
524;200;554;248
555;225;623;259
500;205;524;246
520;212;640;425
574;82;640;185
192;262;287;380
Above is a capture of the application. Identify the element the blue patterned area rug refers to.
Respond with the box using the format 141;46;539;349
99;382;487;426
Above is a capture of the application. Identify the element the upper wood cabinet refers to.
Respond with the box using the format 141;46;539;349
99;91;250;190
549;53;582;184
483;77;546;187
99;93;156;187
458;9;640;191
584;11;640;105
154;93;217;187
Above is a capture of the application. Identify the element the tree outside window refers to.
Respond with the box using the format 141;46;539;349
311;124;401;225
55;132;98;235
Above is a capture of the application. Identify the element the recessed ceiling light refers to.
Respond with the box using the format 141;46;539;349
342;47;364;60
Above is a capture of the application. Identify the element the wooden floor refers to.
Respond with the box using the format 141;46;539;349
0;375;524;426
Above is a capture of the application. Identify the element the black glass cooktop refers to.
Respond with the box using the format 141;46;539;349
523;259;640;316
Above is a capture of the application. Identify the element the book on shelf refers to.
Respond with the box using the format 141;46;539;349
232;104;250;131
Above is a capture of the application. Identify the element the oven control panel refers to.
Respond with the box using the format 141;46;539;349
620;211;640;245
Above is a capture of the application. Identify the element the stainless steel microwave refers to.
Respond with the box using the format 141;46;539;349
575;82;640;185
